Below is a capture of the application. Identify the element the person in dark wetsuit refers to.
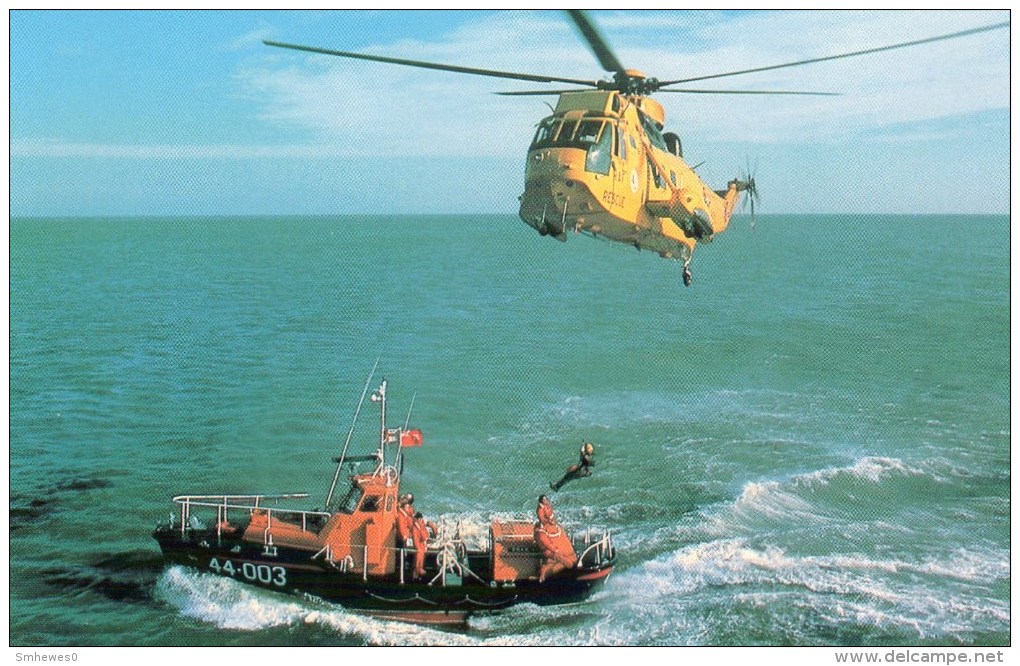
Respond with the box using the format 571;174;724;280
550;442;596;491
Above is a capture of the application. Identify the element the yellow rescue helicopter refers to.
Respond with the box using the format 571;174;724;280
266;11;1007;286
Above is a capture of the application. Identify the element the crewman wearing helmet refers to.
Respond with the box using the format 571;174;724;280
550;442;596;492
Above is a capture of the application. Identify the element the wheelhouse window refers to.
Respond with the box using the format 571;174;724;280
334;485;364;514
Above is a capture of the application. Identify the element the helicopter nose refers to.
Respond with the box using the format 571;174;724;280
551;182;571;205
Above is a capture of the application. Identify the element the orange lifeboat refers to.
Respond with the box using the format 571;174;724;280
153;377;615;625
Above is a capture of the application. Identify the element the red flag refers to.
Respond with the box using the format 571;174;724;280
401;429;424;447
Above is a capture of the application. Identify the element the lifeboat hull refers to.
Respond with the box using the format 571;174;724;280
153;524;614;626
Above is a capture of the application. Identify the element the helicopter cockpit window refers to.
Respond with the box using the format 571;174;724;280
556;119;580;145
584;123;613;175
532;118;613;167
575;120;602;145
531;117;559;149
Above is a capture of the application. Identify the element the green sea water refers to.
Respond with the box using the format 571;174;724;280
9;214;1009;646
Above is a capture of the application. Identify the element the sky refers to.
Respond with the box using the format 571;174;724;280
8;9;1011;216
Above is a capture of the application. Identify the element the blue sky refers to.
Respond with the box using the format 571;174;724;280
9;9;1010;216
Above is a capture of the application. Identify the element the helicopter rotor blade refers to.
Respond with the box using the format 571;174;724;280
658;21;1008;86
264;40;600;87
657;88;839;96
566;10;627;74
495;89;596;96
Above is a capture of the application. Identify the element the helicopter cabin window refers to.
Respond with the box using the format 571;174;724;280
664;132;683;158
554;119;580;146
651;164;665;189
638;111;668;152
616;128;628;160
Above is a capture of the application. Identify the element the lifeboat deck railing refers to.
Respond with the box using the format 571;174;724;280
577;528;614;568
168;497;613;583
171;493;332;542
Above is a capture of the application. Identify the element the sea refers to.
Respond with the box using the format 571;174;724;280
8;213;1010;648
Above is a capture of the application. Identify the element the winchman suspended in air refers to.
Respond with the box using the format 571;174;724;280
550;442;596;492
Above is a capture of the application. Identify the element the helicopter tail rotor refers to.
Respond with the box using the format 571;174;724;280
731;164;760;226
741;177;760;217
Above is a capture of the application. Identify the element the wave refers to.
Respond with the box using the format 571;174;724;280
695;456;954;537
605;537;1009;644
582;454;1010;644
795;456;918;483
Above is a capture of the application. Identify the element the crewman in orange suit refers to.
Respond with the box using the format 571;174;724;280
536;494;555;525
396;494;414;546
533;495;573;583
411;511;437;580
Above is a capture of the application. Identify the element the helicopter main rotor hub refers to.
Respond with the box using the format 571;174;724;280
598;69;660;96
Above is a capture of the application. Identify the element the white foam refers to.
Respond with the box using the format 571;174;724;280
156;566;307;631
697;456;942;537
610;538;1010;640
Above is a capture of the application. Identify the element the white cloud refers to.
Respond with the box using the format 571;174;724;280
229;27;275;51
237;10;1009;156
9;139;349;159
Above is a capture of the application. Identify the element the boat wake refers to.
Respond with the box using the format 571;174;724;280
595;455;1010;645
603;537;1009;644
155;565;601;645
